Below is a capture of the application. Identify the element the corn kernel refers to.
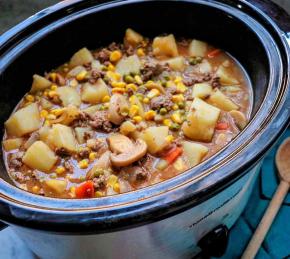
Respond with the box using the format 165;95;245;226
163;119;172;127
25;94;35;102
49;72;57;82
107;63;115;71
129;105;140;117
40;110;49;118
176;82;187;93
78;159;89;169
110;50;122;63
174;76;183;84
102;95;111;103
173;104;179;110
95;191;104;197
126;83;138;92
112;87;126;94
55;166;66;174
106;71;121;81
48;90;58;98
165;135;174;143
143;97;150;104
32;185;40;194
107;175;118;187
146;80;154;85
133;116;143;123
111;81;126;88
70;186;76;198
144;110;156;121
171;112;182;124
76;70;87;81
70;79;78;88
147;89;160;99
50;108;64;116
89;152;97;162
134;75;143;85
50;84;58;90
44;120;50;126
137;48;145;57
43;91;49;97
166;81;175;88
113;183;120;193
172;94;184;103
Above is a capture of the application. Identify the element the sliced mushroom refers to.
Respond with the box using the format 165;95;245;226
108;94;129;125
229;110;247;130
108;133;134;153
86;151;111;179
110;139;147;167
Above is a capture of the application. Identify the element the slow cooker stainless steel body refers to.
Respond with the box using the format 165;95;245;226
0;0;289;258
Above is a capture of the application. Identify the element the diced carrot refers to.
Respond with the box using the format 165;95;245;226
163;146;183;164
216;122;229;130
75;180;94;198
207;49;221;58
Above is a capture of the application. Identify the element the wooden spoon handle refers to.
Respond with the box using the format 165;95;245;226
242;180;289;259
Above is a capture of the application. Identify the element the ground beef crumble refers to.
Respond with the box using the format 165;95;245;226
89;111;118;133
9;152;24;170
141;61;168;81
150;94;174;111
93;175;106;189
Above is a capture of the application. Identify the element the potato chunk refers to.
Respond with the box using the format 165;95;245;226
67;65;86;78
69;47;94;68
165;56;186;71
120;121;137;135
48;124;77;152
56;86;81;107
216;66;239;85
129;95;145;118
82;105;99;116
153;34;178;58
182;141;208;167
143;126;169;154
192;83;213;99
182;98;220;142
30;74;51;93
115;55;141;76
44;179;67;194
81;79;109;104
22;141;57;171
189;40;208;57
75;127;93;144
207;89;239;111
124;28;143;47
3;138;23;151
5;103;41;137
39;125;51;143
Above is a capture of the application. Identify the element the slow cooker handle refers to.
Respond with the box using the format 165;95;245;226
197;224;229;258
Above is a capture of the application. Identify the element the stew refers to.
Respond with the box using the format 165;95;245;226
2;29;252;198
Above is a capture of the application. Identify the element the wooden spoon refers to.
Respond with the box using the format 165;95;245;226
242;137;290;259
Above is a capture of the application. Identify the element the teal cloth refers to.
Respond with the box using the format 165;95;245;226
217;130;290;259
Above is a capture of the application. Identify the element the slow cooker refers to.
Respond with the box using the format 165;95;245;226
0;0;289;258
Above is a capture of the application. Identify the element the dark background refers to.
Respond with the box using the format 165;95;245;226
0;0;289;35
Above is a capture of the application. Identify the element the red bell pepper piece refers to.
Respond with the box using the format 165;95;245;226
216;122;229;130
163;146;183;164
207;49;221;58
75;180;95;198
